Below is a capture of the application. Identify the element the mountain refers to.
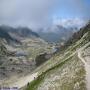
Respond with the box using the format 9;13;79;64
0;26;39;44
0;26;21;44
26;21;90;90
0;27;20;44
0;24;53;86
16;27;39;38
37;25;78;43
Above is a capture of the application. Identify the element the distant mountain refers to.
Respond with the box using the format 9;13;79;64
0;26;20;44
16;27;39;38
0;26;39;44
37;25;78;43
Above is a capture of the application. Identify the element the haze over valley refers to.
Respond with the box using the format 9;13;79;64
0;0;90;90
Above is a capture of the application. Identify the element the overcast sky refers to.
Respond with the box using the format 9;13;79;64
0;0;90;30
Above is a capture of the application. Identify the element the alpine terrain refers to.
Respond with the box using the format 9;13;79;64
25;21;90;90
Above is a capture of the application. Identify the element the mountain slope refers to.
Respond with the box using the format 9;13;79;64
26;21;90;90
0;25;54;87
0;26;39;44
0;28;19;44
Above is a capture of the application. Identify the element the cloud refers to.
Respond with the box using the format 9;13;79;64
53;18;87;28
0;0;90;30
0;0;56;29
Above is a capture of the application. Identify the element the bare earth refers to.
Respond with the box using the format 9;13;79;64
10;72;38;89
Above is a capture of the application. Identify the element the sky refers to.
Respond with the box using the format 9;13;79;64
0;0;90;30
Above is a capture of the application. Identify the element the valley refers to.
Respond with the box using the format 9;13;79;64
0;21;90;90
0;27;56;89
0;0;90;90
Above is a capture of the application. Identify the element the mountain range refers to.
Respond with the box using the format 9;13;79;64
0;20;90;90
0;26;39;44
0;22;81;44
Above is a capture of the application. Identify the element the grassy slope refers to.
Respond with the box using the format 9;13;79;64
25;27;90;90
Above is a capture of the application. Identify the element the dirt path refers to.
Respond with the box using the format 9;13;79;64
78;42;90;90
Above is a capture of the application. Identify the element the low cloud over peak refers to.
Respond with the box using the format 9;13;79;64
53;18;87;29
0;0;90;30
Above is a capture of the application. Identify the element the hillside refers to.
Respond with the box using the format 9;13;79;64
25;22;90;90
0;26;54;87
0;26;39;44
0;26;20;44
